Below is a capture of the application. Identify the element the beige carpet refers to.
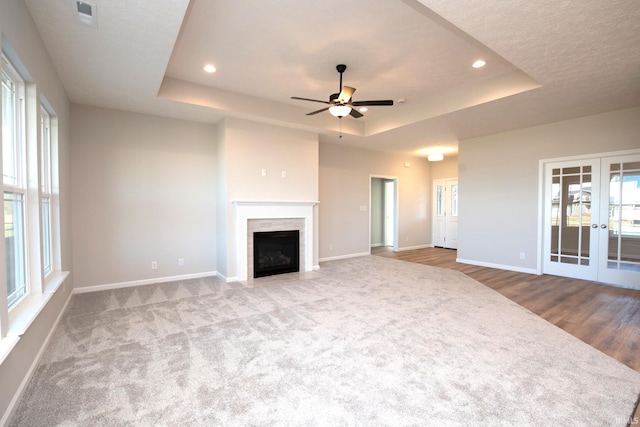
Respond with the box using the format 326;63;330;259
9;256;640;426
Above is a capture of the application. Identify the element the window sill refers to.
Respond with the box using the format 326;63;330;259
44;270;69;294
1;271;68;366
0;336;20;365
7;293;54;337
7;270;69;338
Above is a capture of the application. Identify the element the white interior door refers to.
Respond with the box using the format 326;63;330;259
598;155;640;287
433;179;458;249
543;153;640;288
543;159;600;281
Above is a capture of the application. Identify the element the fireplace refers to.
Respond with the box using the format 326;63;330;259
232;201;318;282
253;230;300;278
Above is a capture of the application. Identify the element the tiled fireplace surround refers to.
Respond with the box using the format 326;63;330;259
233;201;317;281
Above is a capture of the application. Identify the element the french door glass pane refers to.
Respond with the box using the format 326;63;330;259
550;166;592;265
451;185;458;216
436;186;444;216
5;192;27;307
607;162;640;272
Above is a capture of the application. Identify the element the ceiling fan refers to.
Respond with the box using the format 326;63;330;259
291;64;394;118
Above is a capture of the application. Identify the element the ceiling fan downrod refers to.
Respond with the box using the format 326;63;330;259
336;64;347;93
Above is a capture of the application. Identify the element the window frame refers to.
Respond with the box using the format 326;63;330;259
2;55;29;310
40;106;52;277
1;47;67;349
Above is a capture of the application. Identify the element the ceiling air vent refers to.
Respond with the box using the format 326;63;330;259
75;1;97;28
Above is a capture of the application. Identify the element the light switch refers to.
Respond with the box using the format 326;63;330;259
261;168;267;177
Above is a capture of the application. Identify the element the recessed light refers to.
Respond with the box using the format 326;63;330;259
359;107;368;112
472;59;486;69
203;64;216;73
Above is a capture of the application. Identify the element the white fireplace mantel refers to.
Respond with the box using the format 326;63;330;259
233;200;319;281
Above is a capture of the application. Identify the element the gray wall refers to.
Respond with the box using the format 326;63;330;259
71;105;217;288
458;106;640;271
319;143;431;259
0;0;73;422
431;155;459;180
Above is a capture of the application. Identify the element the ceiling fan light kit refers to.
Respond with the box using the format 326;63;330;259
329;105;352;118
292;64;393;119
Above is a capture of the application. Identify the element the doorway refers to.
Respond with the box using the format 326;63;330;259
370;176;398;252
432;178;458;249
542;152;640;288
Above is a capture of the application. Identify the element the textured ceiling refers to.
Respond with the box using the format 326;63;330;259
24;0;640;157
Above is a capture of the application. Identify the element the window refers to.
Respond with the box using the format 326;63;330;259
2;59;28;309
40;107;52;276
1;44;66;359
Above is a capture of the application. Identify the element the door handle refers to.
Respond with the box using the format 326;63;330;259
591;224;598;228
601;224;607;229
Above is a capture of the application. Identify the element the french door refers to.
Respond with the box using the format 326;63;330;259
543;153;640;288
433;179;458;249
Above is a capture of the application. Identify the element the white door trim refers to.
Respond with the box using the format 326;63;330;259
369;175;399;253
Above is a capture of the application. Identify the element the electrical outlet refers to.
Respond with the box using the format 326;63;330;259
519;252;526;260
178;258;184;267
151;261;158;270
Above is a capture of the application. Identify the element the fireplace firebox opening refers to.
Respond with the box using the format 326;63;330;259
253;230;300;278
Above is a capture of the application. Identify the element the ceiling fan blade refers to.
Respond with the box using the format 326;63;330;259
291;96;330;104
338;86;355;103
306;107;330;116
352;100;394;106
349;108;364;119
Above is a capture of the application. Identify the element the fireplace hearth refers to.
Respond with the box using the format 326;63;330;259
253;230;300;278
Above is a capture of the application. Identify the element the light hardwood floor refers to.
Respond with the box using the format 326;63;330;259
373;246;640;376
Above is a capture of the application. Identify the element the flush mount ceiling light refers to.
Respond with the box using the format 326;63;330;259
428;153;444;161
203;64;216;73
472;59;486;68
328;105;352;118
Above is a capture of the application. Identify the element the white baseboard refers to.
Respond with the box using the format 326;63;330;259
73;271;218;294
371;243;384;248
456;258;540;275
319;252;370;263
216;272;238;283
1;289;73;427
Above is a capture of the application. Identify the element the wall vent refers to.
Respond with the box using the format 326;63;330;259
75;1;97;28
